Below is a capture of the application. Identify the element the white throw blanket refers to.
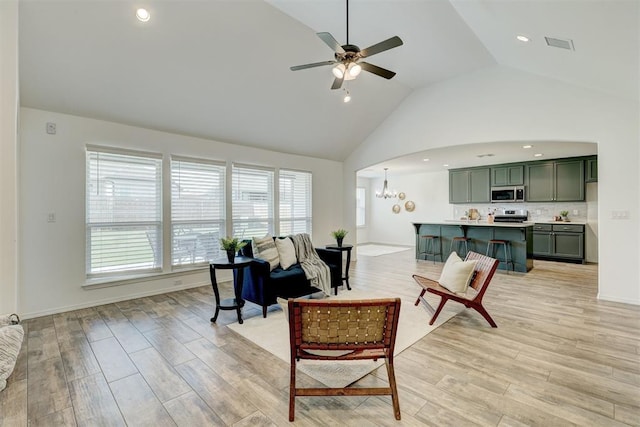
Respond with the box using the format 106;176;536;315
291;233;332;297
0;314;24;391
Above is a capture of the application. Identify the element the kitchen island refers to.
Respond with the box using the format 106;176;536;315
413;221;534;272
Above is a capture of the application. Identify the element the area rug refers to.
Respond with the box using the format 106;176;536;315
228;289;462;388
356;244;412;257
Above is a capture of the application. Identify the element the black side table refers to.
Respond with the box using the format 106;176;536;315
325;244;353;293
209;256;252;324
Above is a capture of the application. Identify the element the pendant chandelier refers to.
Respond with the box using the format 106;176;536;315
376;168;397;199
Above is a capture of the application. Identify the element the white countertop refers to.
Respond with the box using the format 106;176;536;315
414;220;534;228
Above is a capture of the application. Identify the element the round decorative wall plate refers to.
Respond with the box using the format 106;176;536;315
404;201;415;212
398;192;406;200
392;204;401;214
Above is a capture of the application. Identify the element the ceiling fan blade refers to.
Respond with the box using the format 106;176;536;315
317;32;346;54
331;76;344;90
360;36;403;58
360;62;396;79
290;60;337;71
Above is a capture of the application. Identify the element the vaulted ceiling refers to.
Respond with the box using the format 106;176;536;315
19;1;638;164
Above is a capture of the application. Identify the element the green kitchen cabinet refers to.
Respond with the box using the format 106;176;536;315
533;223;585;263
450;170;470;203
491;165;524;186
586;156;598;182
449;167;490;204
527;162;555;201
526;159;584;202
532;224;553;256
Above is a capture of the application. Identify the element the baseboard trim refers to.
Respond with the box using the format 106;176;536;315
20;279;228;320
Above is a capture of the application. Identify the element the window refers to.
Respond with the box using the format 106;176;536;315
86;147;162;276
356;187;366;227
279;169;312;235
232;165;274;238
171;157;226;266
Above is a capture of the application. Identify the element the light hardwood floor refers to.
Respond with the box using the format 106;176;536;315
1;250;639;426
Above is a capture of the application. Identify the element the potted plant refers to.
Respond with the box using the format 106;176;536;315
560;210;569;221
331;229;348;247
220;237;247;263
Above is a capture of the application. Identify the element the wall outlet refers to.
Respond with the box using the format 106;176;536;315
46;122;56;135
47;212;56;222
573;209;579;215
174;279;183;286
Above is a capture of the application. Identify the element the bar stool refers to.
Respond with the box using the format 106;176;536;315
486;239;514;271
449;236;471;258
419;235;442;263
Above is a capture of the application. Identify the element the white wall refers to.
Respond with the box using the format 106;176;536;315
585;182;598;263
355;176;371;244
19;108;343;317
344;66;639;305
367;171;450;245
0;1;19;315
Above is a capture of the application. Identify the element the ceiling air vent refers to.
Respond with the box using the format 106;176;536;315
545;36;575;50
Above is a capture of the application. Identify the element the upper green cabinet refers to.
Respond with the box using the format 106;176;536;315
526;159;585;202
449;167;490;204
527;162;555;201
491;165;524;186
586;156;598;182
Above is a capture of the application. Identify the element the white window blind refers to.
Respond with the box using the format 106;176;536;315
232;165;274;238
171;158;226;266
279;169;312;235
356;187;366;227
86;148;162;276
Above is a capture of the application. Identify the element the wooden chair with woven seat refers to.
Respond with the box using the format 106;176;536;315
412;251;499;327
287;298;402;421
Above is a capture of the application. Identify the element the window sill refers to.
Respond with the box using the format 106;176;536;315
83;266;208;289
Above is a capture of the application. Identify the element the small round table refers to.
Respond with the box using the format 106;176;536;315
325;244;353;293
209;256;252;324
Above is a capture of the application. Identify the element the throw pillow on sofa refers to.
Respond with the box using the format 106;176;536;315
253;235;280;271
275;237;297;270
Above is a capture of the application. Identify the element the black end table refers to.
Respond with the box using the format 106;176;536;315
209;256;252;324
325;244;353;293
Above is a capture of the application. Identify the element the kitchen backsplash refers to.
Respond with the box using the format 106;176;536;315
453;202;589;222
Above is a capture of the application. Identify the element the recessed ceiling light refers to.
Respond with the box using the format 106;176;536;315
136;8;150;22
517;35;529;42
423;158;430;162
443;164;449;167
534;153;543;157
522;145;533;149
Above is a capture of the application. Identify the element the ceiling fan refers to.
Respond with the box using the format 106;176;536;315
290;0;403;90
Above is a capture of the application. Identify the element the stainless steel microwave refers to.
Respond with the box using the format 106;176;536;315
491;186;525;203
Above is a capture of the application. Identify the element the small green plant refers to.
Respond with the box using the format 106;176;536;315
220;237;247;251
560;210;569;217
331;229;349;239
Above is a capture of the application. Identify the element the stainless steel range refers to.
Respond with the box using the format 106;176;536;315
493;209;528;223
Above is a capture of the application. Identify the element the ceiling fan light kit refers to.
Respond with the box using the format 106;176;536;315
290;0;403;90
